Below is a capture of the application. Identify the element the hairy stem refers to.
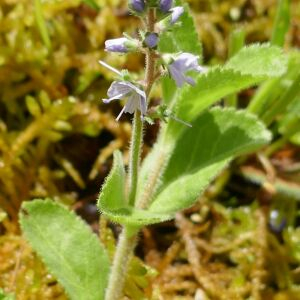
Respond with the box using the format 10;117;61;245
128;111;143;206
104;228;137;300
104;8;157;300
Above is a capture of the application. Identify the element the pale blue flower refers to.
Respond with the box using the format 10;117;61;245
168;53;205;87
103;81;147;121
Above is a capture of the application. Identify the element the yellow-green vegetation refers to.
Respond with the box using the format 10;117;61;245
0;0;300;299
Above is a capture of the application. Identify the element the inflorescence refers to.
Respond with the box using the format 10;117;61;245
100;0;205;121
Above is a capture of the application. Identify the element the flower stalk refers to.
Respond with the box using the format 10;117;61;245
101;1;200;297
103;8;157;300
103;228;137;300
128;111;143;206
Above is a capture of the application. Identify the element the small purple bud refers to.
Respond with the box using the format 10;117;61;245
105;37;139;53
130;0;146;13
170;6;184;24
159;0;173;13
105;38;128;53
144;33;159;49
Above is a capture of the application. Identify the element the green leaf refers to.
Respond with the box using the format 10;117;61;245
150;160;229;214
159;1;202;56
225;43;287;78
149;108;271;214
171;1;202;56
161;76;177;105
97;151;126;212
165;44;287;139
98;151;172;226
20;200;110;300
99;206;173;227
165;67;264;139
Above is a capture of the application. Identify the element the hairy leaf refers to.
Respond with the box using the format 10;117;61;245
165;43;287;139
225;43;287;77
98;151;172;226
159;1;202;56
97;151;126;212
150;160;229;214
20;200;110;300
99;206;173;227
149;108;271;214
165;67;263;139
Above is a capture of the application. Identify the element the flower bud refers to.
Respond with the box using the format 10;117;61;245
105;37;139;53
129;0;146;13
156;6;184;32
143;32;159;49
170;6;184;24
159;0;173;13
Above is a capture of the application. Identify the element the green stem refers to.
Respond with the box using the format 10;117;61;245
128;111;143;206
104;8;157;300
261;73;300;126
104;227;137;300
247;78;280;115
225;28;245;107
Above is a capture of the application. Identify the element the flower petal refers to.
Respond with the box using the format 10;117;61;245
123;81;145;97
107;81;132;98
185;76;196;86
139;95;147;116
124;93;140;114
172;53;200;72
169;64;186;87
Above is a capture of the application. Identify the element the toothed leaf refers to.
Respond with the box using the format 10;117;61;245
149;108;271;214
20;200;110;300
165;67;263;139
159;1;202;56
164;43;287;139
225;43;288;78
